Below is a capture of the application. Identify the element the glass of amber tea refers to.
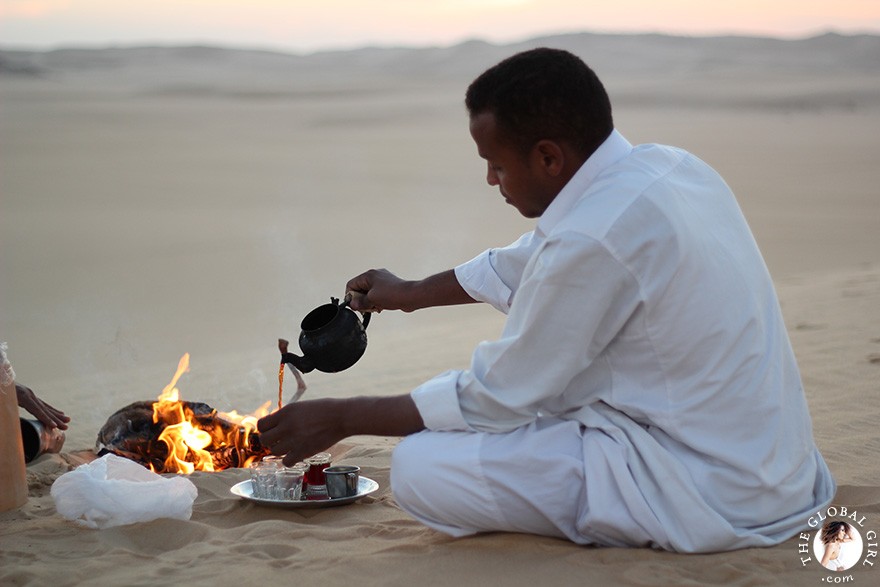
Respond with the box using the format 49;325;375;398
304;452;332;499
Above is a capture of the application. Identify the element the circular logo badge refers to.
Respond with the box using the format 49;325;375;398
812;520;864;572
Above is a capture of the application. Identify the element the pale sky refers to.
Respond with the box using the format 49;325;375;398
1;0;879;52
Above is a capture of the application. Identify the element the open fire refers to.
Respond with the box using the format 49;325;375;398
96;353;274;474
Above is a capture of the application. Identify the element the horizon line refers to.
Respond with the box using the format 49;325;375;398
2;26;878;56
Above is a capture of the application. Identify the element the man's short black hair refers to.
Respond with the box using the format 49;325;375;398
465;48;613;158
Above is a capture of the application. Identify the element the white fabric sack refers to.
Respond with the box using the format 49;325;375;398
51;453;198;529
0;342;16;387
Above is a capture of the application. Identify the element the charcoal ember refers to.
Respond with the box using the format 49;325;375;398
96;400;268;472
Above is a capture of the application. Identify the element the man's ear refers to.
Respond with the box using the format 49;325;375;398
532;140;565;177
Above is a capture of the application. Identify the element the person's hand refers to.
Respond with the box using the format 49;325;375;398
345;268;414;313
15;383;70;430
257;394;424;466
257;398;348;466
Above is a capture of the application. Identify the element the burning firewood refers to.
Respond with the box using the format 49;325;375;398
94;353;282;474
94;351;308;474
95;400;270;474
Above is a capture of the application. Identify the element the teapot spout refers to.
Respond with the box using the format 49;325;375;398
281;352;315;374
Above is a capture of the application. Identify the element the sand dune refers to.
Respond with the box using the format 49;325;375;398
3;31;879;105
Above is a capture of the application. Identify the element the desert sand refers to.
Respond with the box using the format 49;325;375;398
1;32;879;586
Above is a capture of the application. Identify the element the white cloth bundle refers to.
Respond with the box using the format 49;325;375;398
51;454;198;529
0;342;15;388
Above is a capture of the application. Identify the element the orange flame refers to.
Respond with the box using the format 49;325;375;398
216;402;271;469
150;353;270;474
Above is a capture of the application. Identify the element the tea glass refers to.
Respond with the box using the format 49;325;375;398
249;460;278;499
304;452;332;499
275;464;308;501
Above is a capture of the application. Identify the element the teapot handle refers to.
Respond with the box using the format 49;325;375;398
341;293;371;330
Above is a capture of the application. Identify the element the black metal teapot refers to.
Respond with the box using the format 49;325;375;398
281;296;371;373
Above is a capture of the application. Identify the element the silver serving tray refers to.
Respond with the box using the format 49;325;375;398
230;476;379;509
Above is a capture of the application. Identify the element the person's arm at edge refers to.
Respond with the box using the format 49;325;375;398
16;383;70;430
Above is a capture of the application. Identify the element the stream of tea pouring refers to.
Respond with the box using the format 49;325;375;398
277;338;307;409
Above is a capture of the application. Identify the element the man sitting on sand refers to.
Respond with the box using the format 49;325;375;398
258;48;835;552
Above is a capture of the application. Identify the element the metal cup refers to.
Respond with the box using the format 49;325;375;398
324;465;360;499
19;418;65;463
